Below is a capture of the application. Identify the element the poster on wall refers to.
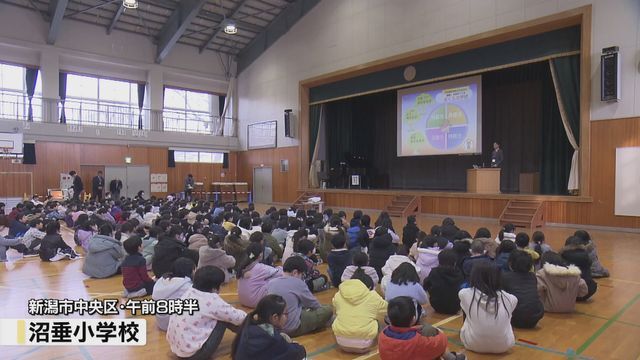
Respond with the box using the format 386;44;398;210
248;121;277;149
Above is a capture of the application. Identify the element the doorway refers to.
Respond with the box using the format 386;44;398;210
105;165;150;199
253;167;273;204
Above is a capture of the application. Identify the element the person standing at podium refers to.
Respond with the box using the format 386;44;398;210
491;142;503;168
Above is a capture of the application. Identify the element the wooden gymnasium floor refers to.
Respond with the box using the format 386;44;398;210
2;205;640;360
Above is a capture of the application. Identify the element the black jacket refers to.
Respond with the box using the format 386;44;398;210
234;324;306;360
402;223;420;249
561;244;597;300
109;179;122;193
327;249;353;287
73;176;84;192
39;234;72;261
423;266;464;314
92;176;104;192
152;236;199;277
368;233;395;281
501;271;544;328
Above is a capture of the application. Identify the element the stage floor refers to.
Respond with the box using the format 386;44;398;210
306;187;592;203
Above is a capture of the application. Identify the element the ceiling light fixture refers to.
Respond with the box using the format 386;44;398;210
123;0;138;9
224;20;238;35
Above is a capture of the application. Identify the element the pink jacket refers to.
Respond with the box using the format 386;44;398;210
237;261;282;308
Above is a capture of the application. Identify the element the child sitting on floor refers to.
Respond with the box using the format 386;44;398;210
461;239;492;279
82;223;123;278
39;221;79;262
341;252;379;285
423;249;465;315
501;250;544;328
381;245;420;293
327;233;353;288
378;296;465;360
152;258;196;331
21;218;46;254
574;230;609;278
536;251;588;312
122;236;155;298
295;239;329;293
560;236;597;301
266;256;333;337
231;294;307;360
459;262;517;354
198;234;236;283
415;234;445;283
385;262;428;323
332;272;387;353
237;243;283;308
530;231;552;260
167;266;247;359
515;232;540;265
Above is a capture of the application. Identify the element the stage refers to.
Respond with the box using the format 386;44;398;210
299;187;593;227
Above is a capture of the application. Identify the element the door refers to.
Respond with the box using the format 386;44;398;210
253;167;273;204
125;166;150;199
105;166;127;198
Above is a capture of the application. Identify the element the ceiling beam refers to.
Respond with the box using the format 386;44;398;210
106;4;124;35
155;0;208;63
237;0;320;73
198;9;263;33
47;0;69;45
199;0;249;53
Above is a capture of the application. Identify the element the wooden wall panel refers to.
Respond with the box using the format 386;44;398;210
236;146;299;204
0;173;32;197
0;142;238;199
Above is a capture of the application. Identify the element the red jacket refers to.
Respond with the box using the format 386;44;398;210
121;253;153;291
378;325;448;360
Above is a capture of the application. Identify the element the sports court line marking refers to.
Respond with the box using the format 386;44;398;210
344;314;463;360
11;346;40;360
605;278;640;286
576;292;640;355
575;311;640;328
439;327;595;360
0;284;123;298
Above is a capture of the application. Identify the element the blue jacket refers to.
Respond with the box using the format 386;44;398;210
234;324;306;360
347;226;361;249
9;220;29;238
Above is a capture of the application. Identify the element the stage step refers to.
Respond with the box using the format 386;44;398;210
292;192;322;210
385;195;420;219
499;199;545;229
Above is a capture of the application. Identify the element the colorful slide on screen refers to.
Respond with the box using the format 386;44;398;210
397;75;482;157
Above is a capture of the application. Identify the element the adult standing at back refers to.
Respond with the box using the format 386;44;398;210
92;170;105;202
184;174;195;201
69;171;83;202
110;178;123;200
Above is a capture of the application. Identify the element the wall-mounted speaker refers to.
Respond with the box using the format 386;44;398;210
601;46;620;102
23;143;36;164
222;153;229;169
168;150;175;168
284;109;293;138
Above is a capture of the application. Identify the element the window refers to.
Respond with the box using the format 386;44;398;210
0;63;42;121
163;87;217;134
64;73;144;129
174;150;224;164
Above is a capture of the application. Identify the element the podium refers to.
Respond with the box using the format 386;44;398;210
467;168;501;194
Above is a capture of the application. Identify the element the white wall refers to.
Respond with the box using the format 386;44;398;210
238;0;640;150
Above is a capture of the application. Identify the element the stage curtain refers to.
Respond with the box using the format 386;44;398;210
59;72;67;124
137;83;145;130
308;104;325;188
25;68;38;122
549;55;580;192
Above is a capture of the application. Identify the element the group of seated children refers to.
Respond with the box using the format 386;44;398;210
0;198;610;358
